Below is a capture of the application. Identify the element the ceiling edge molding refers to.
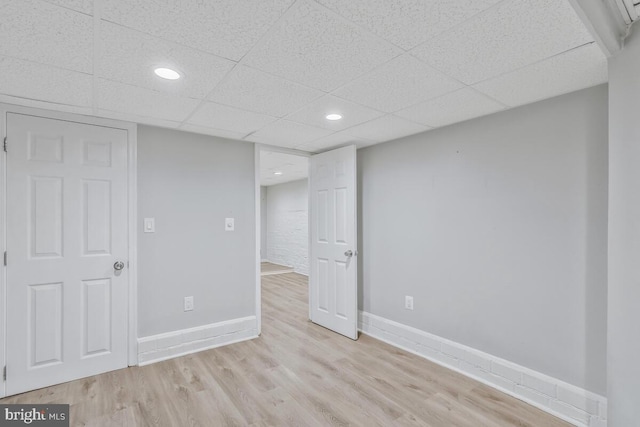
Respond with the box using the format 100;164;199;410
568;0;629;57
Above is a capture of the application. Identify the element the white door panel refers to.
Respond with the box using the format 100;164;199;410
309;145;357;340
6;113;128;396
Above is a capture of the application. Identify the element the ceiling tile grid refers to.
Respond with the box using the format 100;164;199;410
285;95;385;131
178;124;250;142
245;119;334;148
260;151;309;186
344;115;432;143
40;0;93;15
473;43;608;107
99;21;236;100
96;79;201;122
0;0;610;154
208;65;325;118
242;0;402;92
395;87;506;128
101;0;296;61
411;0;595;85
0;55;93;107
332;54;464;113
187;102;278;135
0;0;93;73
97;109;182;131
313;0;502;50
299;130;376;152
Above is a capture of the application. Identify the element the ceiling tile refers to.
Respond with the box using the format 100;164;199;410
0;0;92;73
209;65;324;117
345;115;430;143
299;129;374;152
97;79;201;122
97;109;182;130
314;0;501;50
396;87;505;128
411;0;593;84
0;94;93;116
473;43;608;107
187;102;277;135
285;95;384;131
242;0;401;92
99;22;235;100
179;124;248;141
260;151;309;186
0;55;92;107
245;119;333;148
41;0;93;15
102;0;295;61
333;54;463;113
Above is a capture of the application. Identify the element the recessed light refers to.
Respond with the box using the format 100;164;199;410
154;67;181;80
274;171;283;176
326;113;342;121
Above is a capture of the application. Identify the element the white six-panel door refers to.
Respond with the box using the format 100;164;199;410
309;145;358;340
5;113;129;396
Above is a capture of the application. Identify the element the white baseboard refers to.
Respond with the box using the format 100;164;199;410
358;311;607;427
137;316;258;366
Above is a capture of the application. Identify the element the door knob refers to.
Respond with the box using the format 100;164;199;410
114;261;125;271
344;250;353;257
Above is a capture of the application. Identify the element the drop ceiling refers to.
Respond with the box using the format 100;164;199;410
260;151;309;186
0;0;608;153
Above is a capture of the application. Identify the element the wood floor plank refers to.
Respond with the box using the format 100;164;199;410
1;272;571;427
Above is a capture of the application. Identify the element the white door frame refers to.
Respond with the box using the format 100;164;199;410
0;104;138;398
254;144;312;335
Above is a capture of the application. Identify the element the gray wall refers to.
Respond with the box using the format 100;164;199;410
358;85;608;395
137;125;256;337
266;179;309;275
607;23;640;425
261;186;267;259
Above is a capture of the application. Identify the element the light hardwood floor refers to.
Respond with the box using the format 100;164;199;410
1;273;570;426
261;261;294;276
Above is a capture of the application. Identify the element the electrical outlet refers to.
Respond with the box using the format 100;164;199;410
405;296;414;310
184;296;194;312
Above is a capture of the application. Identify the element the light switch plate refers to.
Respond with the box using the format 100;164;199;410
144;218;155;233
225;217;235;231
405;296;414;310
184;296;194;312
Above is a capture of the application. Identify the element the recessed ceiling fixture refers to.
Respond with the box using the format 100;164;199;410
326;113;342;121
154;67;181;80
274;171;283;176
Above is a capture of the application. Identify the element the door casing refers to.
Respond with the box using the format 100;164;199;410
0;104;139;398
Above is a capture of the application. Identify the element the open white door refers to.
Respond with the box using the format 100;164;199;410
309;145;357;340
5;113;129;396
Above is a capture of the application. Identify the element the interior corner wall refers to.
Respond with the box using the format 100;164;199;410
265;179;309;275
137;125;256;338
607;22;640;426
261;186;267;259
358;84;608;395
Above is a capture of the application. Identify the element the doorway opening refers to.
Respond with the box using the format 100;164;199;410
254;144;358;340
259;150;310;278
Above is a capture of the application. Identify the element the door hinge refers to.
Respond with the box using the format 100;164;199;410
3;251;6;267
3;366;6;381
3;136;6;153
